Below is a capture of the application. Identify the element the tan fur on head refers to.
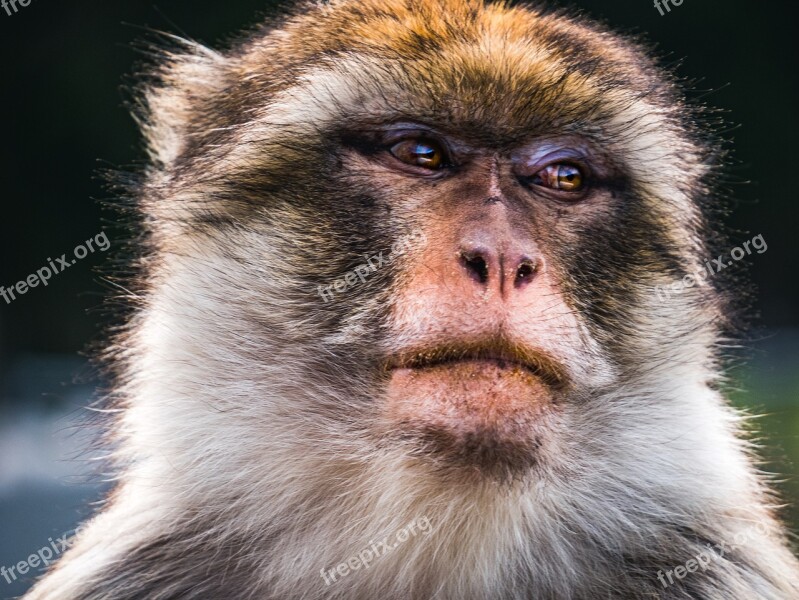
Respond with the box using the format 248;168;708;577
25;2;799;599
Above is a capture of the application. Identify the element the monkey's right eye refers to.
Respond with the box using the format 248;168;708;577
389;139;446;170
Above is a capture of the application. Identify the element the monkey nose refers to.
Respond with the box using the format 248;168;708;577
458;244;541;294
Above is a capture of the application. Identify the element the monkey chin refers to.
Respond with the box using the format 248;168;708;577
384;360;557;482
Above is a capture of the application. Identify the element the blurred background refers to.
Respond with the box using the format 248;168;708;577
0;1;797;596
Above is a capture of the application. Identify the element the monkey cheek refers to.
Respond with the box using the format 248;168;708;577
383;361;555;476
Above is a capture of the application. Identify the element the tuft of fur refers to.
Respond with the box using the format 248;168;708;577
25;1;799;599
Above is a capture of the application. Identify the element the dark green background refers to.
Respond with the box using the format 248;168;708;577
0;3;797;593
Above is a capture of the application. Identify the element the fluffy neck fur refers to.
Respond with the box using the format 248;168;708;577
24;249;799;600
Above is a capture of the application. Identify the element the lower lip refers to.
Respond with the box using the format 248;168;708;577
384;359;555;436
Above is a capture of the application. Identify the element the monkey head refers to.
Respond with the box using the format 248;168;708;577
25;2;799;600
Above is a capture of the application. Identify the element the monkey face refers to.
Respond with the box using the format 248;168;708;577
139;1;717;489
245;47;708;482
342;128;622;479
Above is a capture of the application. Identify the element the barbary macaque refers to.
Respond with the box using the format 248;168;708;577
25;1;799;598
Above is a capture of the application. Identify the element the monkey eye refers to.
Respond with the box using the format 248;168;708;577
389;139;446;170
530;163;584;192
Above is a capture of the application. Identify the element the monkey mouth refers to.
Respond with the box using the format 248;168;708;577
385;338;566;388
382;337;564;478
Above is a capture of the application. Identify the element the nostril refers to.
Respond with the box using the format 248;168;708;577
514;260;538;288
460;251;489;284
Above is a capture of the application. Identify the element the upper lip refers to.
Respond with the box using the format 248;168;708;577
385;336;566;388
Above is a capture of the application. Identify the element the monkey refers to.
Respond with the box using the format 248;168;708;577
22;1;799;598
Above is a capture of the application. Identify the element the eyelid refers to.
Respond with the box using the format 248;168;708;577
525;152;589;175
383;128;441;144
510;139;619;183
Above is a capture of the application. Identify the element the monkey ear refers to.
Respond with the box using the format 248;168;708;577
134;37;228;169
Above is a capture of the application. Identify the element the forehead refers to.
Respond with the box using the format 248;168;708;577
238;1;658;144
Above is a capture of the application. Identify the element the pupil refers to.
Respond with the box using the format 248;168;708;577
415;144;439;166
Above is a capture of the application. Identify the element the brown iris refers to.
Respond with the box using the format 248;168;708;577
531;163;584;192
390;139;445;169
